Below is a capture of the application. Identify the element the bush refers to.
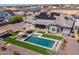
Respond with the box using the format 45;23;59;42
13;51;20;55
9;16;23;24
1;46;7;51
22;35;27;38
63;40;67;43
77;40;79;43
77;30;79;35
27;30;33;34
71;35;75;38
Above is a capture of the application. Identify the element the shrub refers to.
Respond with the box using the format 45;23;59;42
9;15;23;24
63;40;67;43
22;35;27;38
77;40;79;43
13;51;20;55
77;30;79;35
1;46;7;51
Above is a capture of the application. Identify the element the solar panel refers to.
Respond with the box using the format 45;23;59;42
35;12;59;20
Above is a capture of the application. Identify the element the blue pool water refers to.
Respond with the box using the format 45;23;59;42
24;36;55;48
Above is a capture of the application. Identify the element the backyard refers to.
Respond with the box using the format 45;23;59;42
4;37;52;55
3;30;63;55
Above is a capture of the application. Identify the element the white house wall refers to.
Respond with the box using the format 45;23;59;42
0;12;12;19
49;26;58;33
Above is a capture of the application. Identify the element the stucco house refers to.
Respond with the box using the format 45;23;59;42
74;20;79;30
25;12;75;36
0;10;15;21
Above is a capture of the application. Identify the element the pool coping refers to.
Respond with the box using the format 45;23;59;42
20;34;60;51
17;32;62;52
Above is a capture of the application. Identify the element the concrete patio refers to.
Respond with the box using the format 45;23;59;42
61;38;79;55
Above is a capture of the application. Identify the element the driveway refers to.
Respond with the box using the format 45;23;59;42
0;22;26;31
62;38;79;55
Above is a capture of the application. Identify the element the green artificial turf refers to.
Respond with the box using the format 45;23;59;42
4;37;52;55
9;31;17;36
42;34;63;41
37;31;45;34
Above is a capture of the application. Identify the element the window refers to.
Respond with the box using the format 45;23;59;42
52;28;55;31
75;26;79;30
5;14;8;16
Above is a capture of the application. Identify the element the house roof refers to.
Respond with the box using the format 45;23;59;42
25;12;75;28
0;10;15;16
5;10;15;16
53;13;75;28
0;29;8;34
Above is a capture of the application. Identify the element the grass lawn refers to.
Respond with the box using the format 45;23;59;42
9;31;17;36
37;31;45;34
36;31;63;41
42;34;63;41
4;37;52;55
29;29;36;32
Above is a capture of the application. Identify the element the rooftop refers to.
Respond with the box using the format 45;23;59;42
26;12;75;28
0;29;8;34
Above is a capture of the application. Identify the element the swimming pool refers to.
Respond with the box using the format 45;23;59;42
24;36;55;48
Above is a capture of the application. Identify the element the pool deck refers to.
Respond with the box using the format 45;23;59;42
19;34;60;52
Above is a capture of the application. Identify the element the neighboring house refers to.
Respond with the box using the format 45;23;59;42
74;20;79;30
25;12;75;36
73;15;79;30
0;29;9;36
3;7;18;11
0;29;10;39
0;19;8;26
14;6;41;16
0;10;15;21
14;10;25;16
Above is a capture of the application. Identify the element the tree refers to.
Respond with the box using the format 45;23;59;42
9;15;23;24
